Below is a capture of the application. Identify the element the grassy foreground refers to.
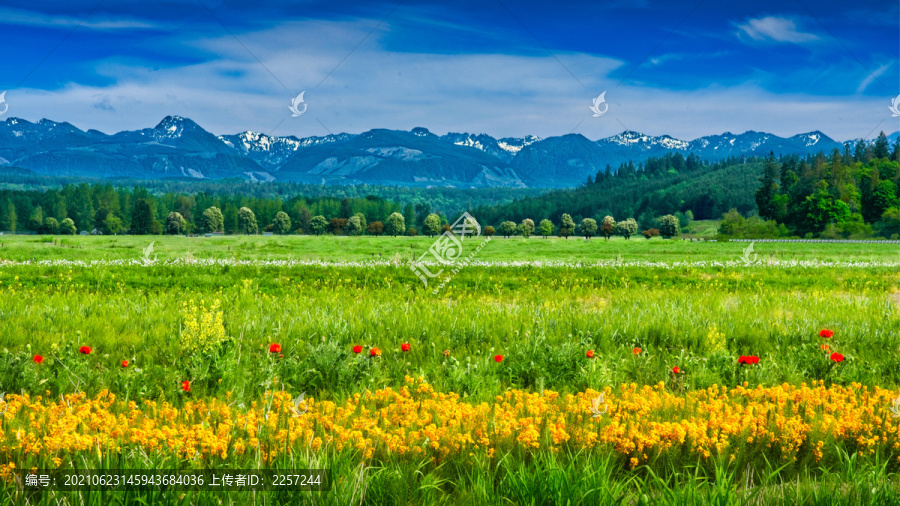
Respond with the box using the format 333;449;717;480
1;236;900;504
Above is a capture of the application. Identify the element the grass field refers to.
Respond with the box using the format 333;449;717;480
1;235;900;504
1;233;900;263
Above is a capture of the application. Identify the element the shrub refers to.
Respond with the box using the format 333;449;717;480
59;218;77;235
367;221;384;236
658;215;680;238
641;228;659;239
328;218;348;235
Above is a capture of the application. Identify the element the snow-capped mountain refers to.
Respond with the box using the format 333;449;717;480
219;131;352;169
497;135;541;154
0;115;893;188
601;130;690;151
439;132;541;161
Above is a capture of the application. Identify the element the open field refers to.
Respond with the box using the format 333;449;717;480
1;233;900;263
1;236;900;504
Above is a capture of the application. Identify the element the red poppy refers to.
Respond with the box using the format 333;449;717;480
181;380;190;392
632;347;642;355
370;347;381;357
443;349;450;357
79;346;92;355
352;345;363;354
121;360;129;368
830;352;845;363
586;350;595;358
738;355;760;365
494;355;504;363
819;329;834;338
278;354;283;358
821;344;830;351
269;343;281;354
33;354;43;364
672;366;680;374
401;343;411;352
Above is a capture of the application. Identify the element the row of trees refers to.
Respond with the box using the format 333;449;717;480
153;206;415;237
0;183;440;236
488;214;679;239
0;181;689;238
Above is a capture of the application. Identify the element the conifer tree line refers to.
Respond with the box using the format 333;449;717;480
749;132;900;238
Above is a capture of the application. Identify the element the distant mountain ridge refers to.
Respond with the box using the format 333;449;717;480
0;115;893;188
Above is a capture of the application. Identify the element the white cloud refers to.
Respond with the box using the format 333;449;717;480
735;16;818;44
0;7;162;30
2;19;889;142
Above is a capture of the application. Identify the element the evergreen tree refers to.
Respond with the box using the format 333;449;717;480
28;206;44;231
0;198;16;232
130;199;155;235
874;132;890;159
755;154;780;220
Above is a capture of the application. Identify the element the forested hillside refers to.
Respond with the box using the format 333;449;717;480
471;153;761;229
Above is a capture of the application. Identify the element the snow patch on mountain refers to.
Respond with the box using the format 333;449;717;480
497;135;541;154
365;146;429;161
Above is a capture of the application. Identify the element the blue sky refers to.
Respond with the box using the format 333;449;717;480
0;0;897;141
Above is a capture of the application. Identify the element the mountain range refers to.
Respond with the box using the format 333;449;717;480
0;116;894;188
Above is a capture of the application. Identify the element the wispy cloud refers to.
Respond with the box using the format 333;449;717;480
735;16;818;44
0;6;162;30
856;63;891;93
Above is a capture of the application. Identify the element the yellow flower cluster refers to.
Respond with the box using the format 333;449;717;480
180;298;227;353
1;379;899;470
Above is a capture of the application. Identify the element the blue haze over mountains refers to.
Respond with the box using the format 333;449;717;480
0;116;895;188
